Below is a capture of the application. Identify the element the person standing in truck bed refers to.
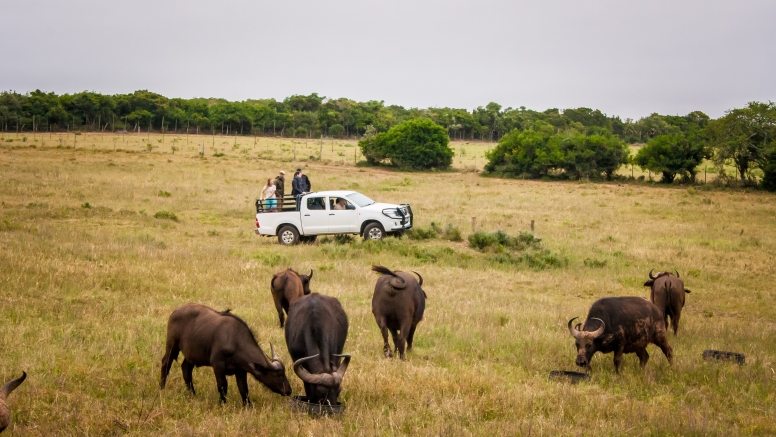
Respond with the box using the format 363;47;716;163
274;170;286;210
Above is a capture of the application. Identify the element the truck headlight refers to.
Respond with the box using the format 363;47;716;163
382;208;403;219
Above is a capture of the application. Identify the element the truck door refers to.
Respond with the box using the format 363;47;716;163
301;196;329;234
328;196;358;233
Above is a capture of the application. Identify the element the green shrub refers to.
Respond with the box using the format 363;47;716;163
157;190;171;197
359;118;453;170
584;258;607;268
328;124;345;138
485;122;628;180
250;252;286;266
442;224;463;242
154;210;178;221
634;133;707;183
761;147;776;192
468;230;539;251
407;226;437;240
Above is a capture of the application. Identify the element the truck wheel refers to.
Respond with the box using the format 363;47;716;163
363;223;385;241
277;226;299;245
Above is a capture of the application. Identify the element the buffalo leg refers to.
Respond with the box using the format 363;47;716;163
670;313;680;336
376;317;393;358
397;320;412;360
235;371;251;406
613;349;624;374
389;328;404;360
635;348;650;369
214;368;229;404
406;324;418;352
272;294;285;328
160;341;179;389
182;359;196;395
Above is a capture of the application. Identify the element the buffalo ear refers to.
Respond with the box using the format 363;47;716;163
643;280;654;287
684;288;691;293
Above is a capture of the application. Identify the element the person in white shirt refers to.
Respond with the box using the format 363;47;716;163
260;179;277;210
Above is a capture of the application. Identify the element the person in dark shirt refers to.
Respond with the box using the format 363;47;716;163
291;170;306;197
297;167;311;192
274;170;286;210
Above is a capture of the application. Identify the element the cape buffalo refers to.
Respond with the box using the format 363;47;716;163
160;303;291;405
270;268;313;328
285;293;350;404
568;296;673;373
0;372;26;433
371;265;426;360
644;269;691;335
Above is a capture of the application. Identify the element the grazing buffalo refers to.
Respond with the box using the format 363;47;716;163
568;297;673;373
0;372;26;433
160;303;291;405
371;265;427;360
644;269;691;335
285;293;350;404
270;268;313;328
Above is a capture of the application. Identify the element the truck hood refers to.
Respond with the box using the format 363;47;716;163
362;202;404;211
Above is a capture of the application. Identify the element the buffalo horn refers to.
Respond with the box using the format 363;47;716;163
567;317;581;339
589;318;605;338
412;271;423;287
270;342;280;362
674;270;680;278
333;354;351;379
293;354;339;387
648;269;657;280
267;342;283;370
308;269;313;280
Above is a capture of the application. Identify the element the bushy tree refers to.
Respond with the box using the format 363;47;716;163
706;101;776;184
485;122;627;180
634;133;707;183
358;118;452;170
328;124;345;138
559;133;629;180
761;147;776;191
294;126;308;138
484;124;561;178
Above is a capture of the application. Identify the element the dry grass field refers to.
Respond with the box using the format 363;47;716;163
1;132;775;436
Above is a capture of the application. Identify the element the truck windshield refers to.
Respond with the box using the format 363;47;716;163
346;192;375;207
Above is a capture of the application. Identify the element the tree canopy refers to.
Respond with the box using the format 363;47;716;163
359;118;453;170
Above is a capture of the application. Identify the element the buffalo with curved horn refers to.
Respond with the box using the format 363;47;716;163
285;293;350;404
568;297;673;373
160;303;291;405
371;265;427;360
0;371;26;433
644;268;691;335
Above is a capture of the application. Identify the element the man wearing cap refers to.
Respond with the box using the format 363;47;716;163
274;170;286;210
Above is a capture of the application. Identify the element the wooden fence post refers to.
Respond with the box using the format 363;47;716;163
530;220;535;234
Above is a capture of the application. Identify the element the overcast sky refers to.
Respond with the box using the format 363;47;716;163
2;0;774;119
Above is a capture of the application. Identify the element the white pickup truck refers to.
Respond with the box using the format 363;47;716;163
254;190;413;245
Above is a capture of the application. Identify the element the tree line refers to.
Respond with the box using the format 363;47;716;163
2;89;773;189
0;89;723;144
